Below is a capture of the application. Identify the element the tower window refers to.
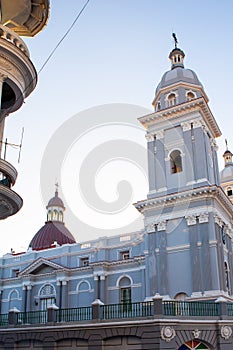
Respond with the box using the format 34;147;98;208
120;250;130;260
156;101;161;111
80;257;89;267
167;93;177;107
186;91;196;101
170;150;182;174
227;187;233;196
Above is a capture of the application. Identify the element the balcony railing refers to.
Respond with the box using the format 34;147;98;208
163;301;220;317
101;302;153;319
56;307;92;323
17;310;47;324
2;300;233;327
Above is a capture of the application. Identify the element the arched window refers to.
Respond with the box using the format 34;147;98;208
9;289;19;309
186;91;196;101
59;211;63;222
39;284;56;311
170;150;182;174
156;101;161;111
52;210;58;221
167;93;177;106
47;210;52;221
119;276;132;311
227;186;232;196
174;292;188;301
178;341;209;349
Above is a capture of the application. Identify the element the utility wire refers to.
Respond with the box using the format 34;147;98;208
38;0;91;74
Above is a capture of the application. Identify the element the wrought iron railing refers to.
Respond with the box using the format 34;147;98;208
163;301;220;317
56;307;92;323
0;300;232;327
101;302;153;320
0;313;8;326
17;310;47;324
227;303;233;316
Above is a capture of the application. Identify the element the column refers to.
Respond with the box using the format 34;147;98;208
145;225;157;297
187;216;201;294
99;275;105;303
199;217;213;292
94;276;99;300
22;285;27;313
61;281;68;308
146;134;156;192
26;285;32;312
181;122;195;185
158;228;169;296
192;121;208;182
155;131;166;191
214;216;225;292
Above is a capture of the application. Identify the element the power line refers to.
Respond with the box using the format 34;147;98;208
38;0;91;74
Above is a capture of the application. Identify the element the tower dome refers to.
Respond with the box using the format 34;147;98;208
28;186;76;251
220;143;233;203
152;35;206;111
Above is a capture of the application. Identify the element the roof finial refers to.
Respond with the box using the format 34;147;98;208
225;138;228;151
172;33;178;49
55;181;59;196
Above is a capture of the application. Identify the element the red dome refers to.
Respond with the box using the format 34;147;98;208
29;221;76;251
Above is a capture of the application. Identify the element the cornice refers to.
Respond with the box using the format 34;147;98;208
138;97;221;138
134;185;233;218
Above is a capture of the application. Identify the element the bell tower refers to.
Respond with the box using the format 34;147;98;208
135;39;233;301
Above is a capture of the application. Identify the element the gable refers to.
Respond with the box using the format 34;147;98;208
19;258;65;276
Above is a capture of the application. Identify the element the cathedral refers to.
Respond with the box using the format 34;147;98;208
1;2;233;349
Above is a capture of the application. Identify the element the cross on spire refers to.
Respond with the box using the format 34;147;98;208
172;33;178;49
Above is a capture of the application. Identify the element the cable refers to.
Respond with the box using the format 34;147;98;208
38;0;91;74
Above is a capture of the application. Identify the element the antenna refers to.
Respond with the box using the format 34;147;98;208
18;127;24;163
1;127;24;163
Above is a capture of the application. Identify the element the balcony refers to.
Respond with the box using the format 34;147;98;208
0;159;23;219
1;300;232;328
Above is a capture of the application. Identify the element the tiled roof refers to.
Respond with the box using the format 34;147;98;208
29;221;76;251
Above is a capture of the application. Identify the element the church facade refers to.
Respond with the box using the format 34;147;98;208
1;42;233;349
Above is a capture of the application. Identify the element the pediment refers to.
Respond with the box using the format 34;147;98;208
19;258;65;276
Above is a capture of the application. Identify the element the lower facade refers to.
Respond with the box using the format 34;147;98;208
0;319;232;350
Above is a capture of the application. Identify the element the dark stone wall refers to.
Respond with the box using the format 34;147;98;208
0;319;232;349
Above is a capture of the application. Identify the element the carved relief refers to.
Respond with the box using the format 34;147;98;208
199;213;209;223
157;221;166;231
192;329;201;338
181;121;191;131
146;223;155;233
214;214;223;227
186;215;197;226
221;325;232;340
161;326;176;342
145;134;154;142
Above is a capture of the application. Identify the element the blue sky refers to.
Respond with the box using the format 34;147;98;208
1;0;233;255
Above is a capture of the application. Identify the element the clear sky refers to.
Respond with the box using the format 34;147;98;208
1;0;233;255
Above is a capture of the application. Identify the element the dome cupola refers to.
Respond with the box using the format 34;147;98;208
152;34;206;112
220;141;233;203
46;184;65;223
28;185;76;251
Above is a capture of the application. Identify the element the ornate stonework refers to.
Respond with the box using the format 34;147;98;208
221;325;232;340
192;329;201;338
186;215;197;226
161;326;176;342
199;213;209;223
146;223;155;233
157;221;167;231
